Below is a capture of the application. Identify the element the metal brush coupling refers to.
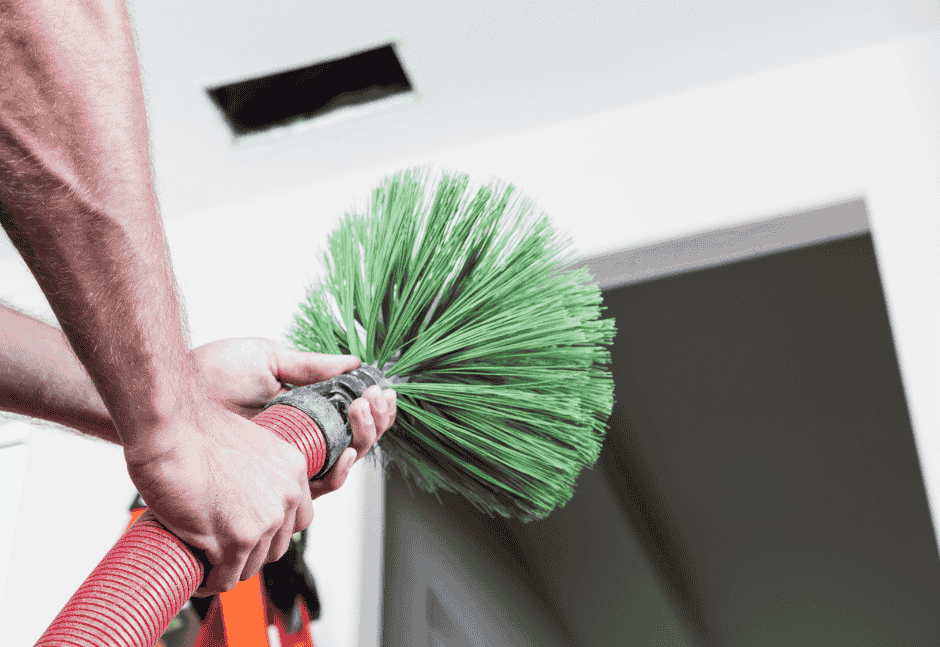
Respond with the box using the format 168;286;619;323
263;365;388;479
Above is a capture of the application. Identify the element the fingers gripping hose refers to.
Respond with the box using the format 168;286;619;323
35;366;386;647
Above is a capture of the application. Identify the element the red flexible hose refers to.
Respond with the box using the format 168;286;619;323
35;404;326;647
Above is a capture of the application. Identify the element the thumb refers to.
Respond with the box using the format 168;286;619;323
272;344;361;386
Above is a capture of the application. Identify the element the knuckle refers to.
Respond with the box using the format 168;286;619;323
283;493;301;513
353;398;369;417
231;531;256;552
202;544;224;567
266;514;287;535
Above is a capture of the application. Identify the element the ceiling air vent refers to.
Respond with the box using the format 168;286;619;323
207;43;412;137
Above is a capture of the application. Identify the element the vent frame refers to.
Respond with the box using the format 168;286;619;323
207;43;414;139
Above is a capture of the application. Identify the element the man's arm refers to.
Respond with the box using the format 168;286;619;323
0;0;195;452
0;302;116;441
0;302;397;497
1;0;308;594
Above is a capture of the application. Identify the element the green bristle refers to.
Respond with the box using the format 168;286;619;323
288;168;616;521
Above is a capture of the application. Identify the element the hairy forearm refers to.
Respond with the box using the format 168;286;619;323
0;303;120;442
0;0;200;453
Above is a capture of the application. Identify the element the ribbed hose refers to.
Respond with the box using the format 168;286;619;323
35;404;325;647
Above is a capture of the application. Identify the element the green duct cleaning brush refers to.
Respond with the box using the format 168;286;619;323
288;168;616;521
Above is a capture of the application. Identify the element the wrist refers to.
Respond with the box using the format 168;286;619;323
118;379;210;465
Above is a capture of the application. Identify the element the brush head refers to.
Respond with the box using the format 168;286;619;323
289;168;616;521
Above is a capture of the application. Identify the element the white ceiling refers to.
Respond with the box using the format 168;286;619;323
122;0;937;222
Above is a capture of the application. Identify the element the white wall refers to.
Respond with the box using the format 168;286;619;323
0;423;30;607
2;28;938;646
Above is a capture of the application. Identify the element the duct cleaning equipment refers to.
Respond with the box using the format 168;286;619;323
35;169;616;646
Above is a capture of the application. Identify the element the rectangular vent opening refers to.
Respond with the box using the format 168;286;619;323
208;43;412;136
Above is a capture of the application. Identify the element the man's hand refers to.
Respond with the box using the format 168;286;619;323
124;403;314;596
190;337;397;498
126;338;397;596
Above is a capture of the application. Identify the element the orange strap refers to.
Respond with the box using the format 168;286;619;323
219;574;270;647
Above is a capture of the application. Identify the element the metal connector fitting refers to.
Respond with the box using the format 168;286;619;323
264;365;388;479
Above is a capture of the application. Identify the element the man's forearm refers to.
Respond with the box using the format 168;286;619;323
0;0;201;454
0;303;120;443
